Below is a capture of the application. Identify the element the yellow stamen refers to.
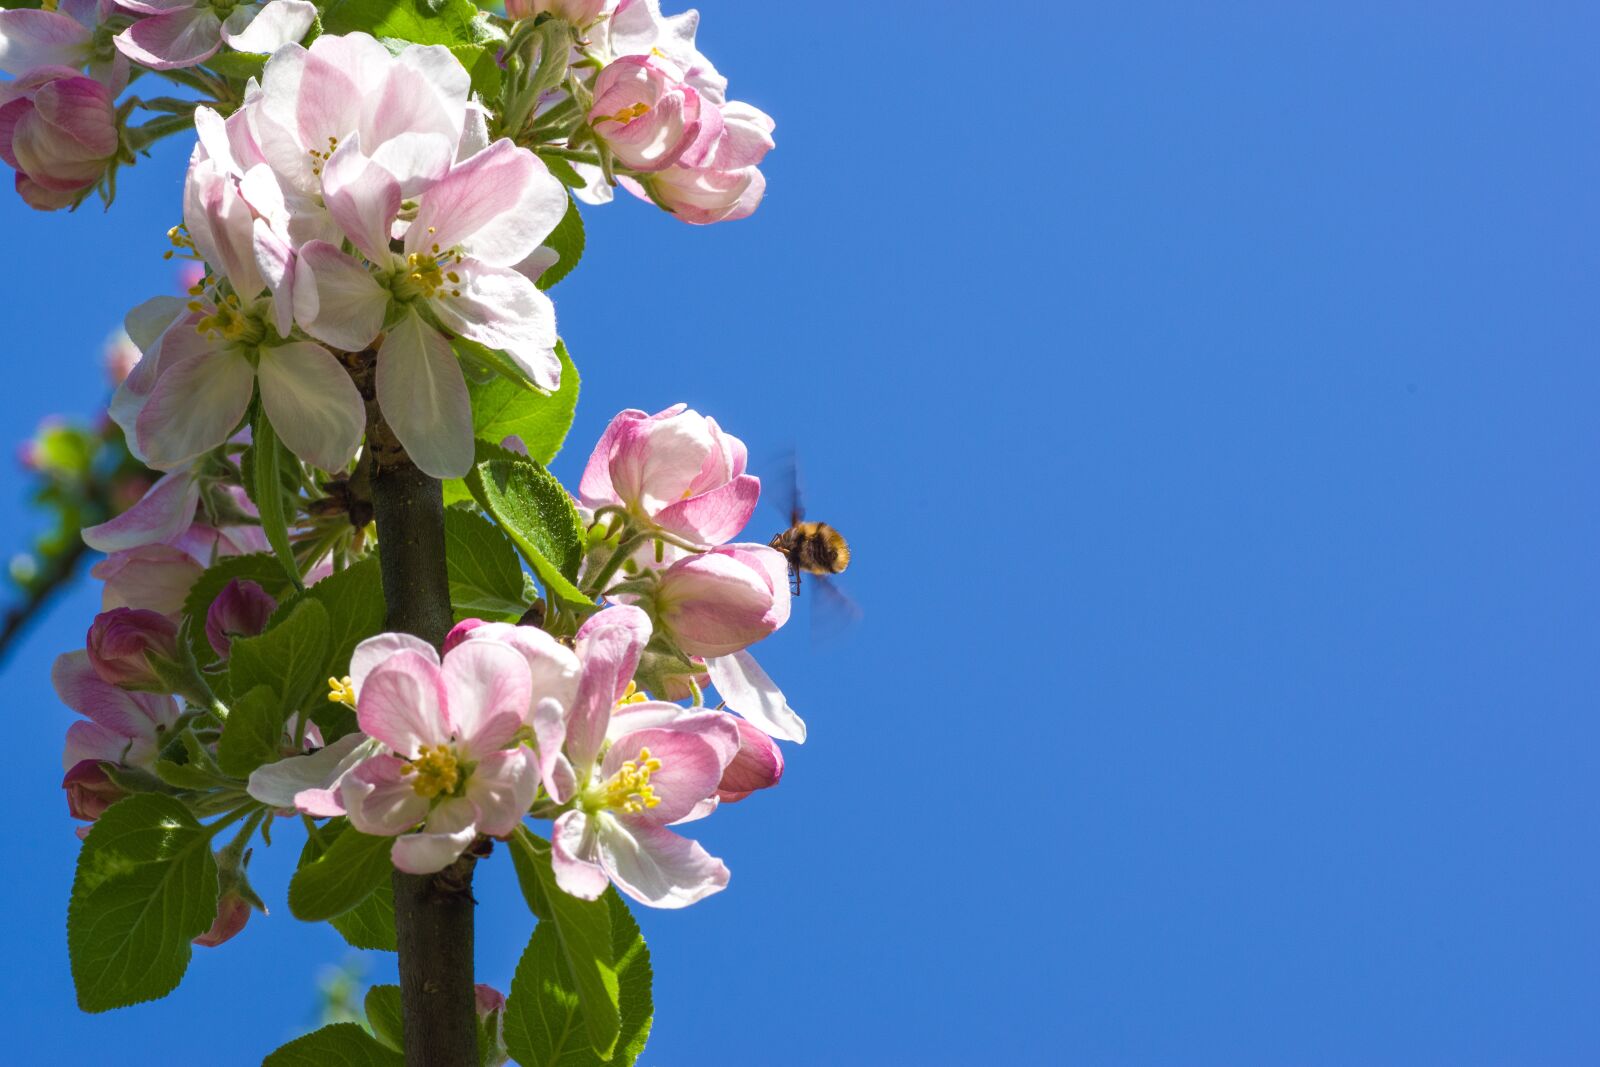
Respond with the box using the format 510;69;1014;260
616;680;649;708
402;744;461;799
601;101;651;126
327;676;357;708
601;746;662;814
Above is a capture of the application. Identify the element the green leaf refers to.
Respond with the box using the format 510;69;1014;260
538;199;585;290
445;507;528;620
467;456;589;612
270;556;386;740
264;1023;404;1067
451;43;502;99
68;795;219;1012
289;819;395;922
216;684;285;778
206;52;267;79
250;408;305;590
364;985;404;1052
321;0;484;45
541;154;585;189
469;340;580;465
507;830;618;1058
228;597;330;719
503;843;653;1067
181;553;300;669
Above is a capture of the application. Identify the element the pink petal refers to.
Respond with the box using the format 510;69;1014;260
114;7;221;70
566;605;652;769
82;470;200;552
218;0;313;54
136;346;255;470
376;310;472;479
350;632;438;692
391;797;478;873
604;717;737;824
356;651;450;757
577;408;648;507
292;239;389;351
342;753;430;836
257;340;365;471
653;473;759;545
407;139;567;267
551;809;609;900
595;814;729;909
464;747;536;836
0;11;90;74
321;141;401;263
716;717;784;802
440;640;530;755
429;261;559;390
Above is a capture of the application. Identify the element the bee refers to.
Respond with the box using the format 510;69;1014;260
770;520;851;596
767;453;858;635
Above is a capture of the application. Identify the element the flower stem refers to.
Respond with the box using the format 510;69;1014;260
369;432;479;1065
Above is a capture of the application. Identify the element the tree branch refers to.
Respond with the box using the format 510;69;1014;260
0;538;90;666
356;348;479;1066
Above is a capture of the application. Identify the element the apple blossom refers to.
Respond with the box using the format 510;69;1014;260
0;65;119;210
716;712;784;803
85;607;179;689
292;135;567;477
0;0;127;91
588;55;713;172
55;649;180;772
113;0;315;72
652;543;790;658
192;888;253;947
606;0;726;105
579;404;759;545
315;637;540;874
204;578;276;657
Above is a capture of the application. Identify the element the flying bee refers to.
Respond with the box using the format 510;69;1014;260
770;520;851;596
768;452;859;637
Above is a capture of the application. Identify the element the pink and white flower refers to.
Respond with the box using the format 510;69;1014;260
305;636;541;874
652;542;790;658
84;607;179;689
621;99;773;225
579;404;759;546
605;0;726;105
587;54;712;172
114;0;314;72
90;543;204;617
0;0;127;90
55;648;180;772
0;64;119;210
292;136;567;477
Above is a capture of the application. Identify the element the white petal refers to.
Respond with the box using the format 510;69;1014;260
293;240;389;351
136;347;255;470
376;310;472;479
705;651;806;743
245;731;372;808
256;341;365;471
219;0;314;54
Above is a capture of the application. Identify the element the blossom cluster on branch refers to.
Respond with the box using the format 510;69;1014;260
3;1;803;1062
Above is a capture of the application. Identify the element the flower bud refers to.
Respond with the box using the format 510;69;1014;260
444;617;491;654
0;66;120;211
475;984;510;1066
192;889;253;948
91;544;204;618
85;607;180;689
579;405;759;546
587;55;709;172
204;579;277;658
716;717;784;802
62;759;126;822
506;0;609;22
655;544;790;658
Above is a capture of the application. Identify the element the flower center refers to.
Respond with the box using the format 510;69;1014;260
403;744;462;799
599;747;662;814
392;229;464;301
190;291;264;346
600;102;651;126
307;135;339;178
616;680;648;707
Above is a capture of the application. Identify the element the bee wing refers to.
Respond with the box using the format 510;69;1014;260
763;446;805;525
809;575;862;645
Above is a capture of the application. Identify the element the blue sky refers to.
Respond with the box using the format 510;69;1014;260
4;2;1599;1063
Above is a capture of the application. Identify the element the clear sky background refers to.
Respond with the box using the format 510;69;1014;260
3;2;1598;1063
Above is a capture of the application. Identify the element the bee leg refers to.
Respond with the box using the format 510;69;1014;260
789;564;801;597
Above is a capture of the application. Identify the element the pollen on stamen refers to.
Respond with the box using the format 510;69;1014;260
327;676;357;708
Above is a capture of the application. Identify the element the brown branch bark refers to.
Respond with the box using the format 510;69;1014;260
356;347;480;1066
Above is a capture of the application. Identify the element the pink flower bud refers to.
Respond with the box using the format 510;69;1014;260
588;55;709;172
579;405;760;546
91;544;204;618
85;607;180;689
444;617;491;654
623;100;773;225
475;983;510;1066
506;0;609;22
655;544;790;658
193;889;252;948
716;717;784;802
0;66;119;211
62;759;126;822
204;579;277;659
475;984;506;1015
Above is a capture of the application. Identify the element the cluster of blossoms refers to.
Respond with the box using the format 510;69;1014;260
20;0;802;1057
